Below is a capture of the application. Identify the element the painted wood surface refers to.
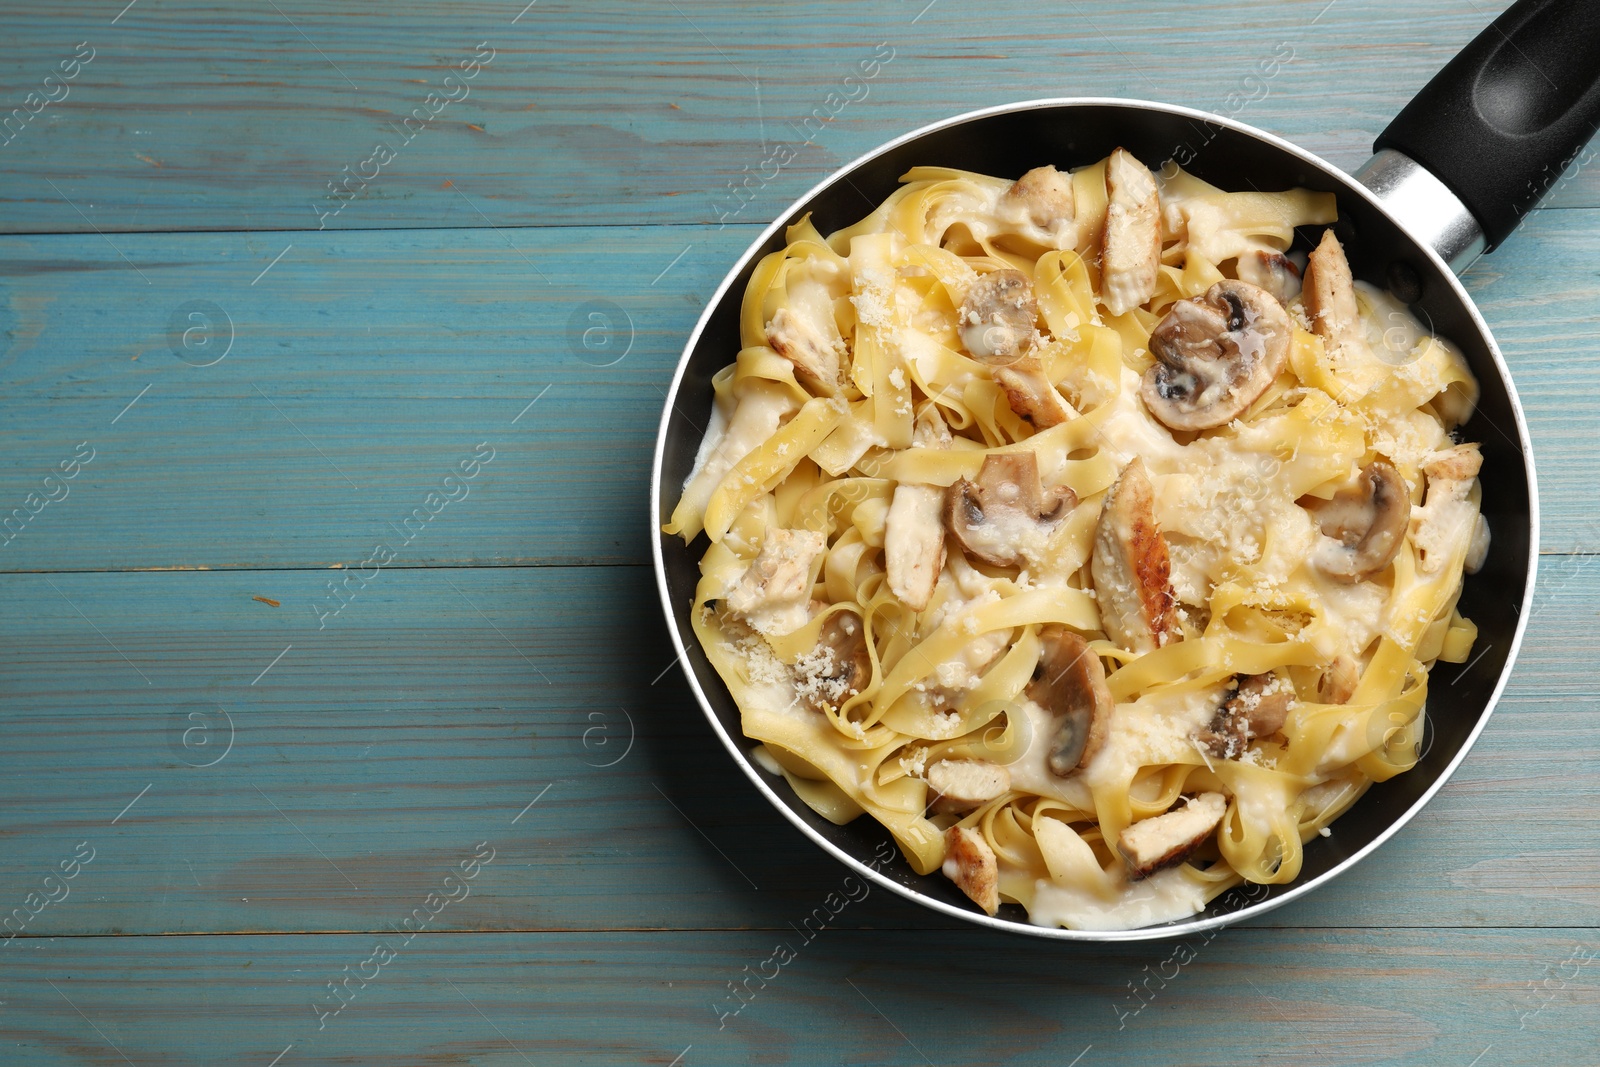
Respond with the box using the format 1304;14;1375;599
3;0;1598;237
6;929;1598;1067
2;0;1599;1062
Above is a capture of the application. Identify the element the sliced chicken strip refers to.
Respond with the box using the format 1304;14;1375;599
943;825;1000;915
1091;458;1179;653
927;759;1011;814
1301;230;1369;360
724;528;827;637
886;483;946;611
1117;792;1227;879
767;305;846;397
1413;443;1487;576
994;357;1074;430
1100;148;1162;317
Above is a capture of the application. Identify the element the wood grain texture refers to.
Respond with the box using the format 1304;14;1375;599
2;0;1597;235
6;929;1597;1066
2;207;1599;577
0;563;1595;936
1;0;1597;1061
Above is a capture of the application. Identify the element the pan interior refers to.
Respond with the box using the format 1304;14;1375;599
655;101;1533;937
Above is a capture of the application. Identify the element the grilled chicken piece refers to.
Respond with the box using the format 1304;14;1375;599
1413;442;1488;575
1101;148;1162;317
943;825;1000;915
998;164;1076;237
886;483;947;611
766;306;847;396
1116;792;1227;879
1091;458;1178;653
724;528;827;637
927;759;1011;814
1301;230;1369;360
994;357;1074;430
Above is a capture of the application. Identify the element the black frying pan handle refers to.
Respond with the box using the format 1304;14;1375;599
1373;0;1600;252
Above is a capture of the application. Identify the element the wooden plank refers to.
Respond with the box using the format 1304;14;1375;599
4;928;1596;1065
1;209;1598;574
0;563;1595;937
2;0;1595;235
0;222;753;571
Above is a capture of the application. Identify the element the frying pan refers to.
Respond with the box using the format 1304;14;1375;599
651;0;1600;940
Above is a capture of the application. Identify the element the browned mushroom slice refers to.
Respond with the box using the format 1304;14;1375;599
1091;458;1178;653
1028;625;1113;776
927;759;1011;814
1234;672;1294;737
1307;461;1410;582
1117;792;1227;879
1236;248;1303;305
943;825;1000;915
766;306;846;396
959;269;1039;364
1140;280;1292;432
885;482;947;612
1301;229;1368;359
993;357;1074;430
794;612;871;713
999;165;1075;232
1101;148;1162;317
1317;656;1359;705
1198;673;1295;758
944;451;1076;567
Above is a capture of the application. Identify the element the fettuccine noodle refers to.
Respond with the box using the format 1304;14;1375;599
665;152;1487;930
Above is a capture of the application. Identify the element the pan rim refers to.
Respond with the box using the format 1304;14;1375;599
649;96;1540;942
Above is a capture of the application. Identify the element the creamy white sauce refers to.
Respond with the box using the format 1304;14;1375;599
1024;866;1209;931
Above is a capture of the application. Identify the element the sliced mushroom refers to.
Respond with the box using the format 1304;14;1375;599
943;825;1000;915
959;269;1039;363
795;611;871;713
1028;625;1113;776
1233;672;1295;737
927;759;1011;814
1198;673;1295;758
1301;229;1369;359
994;357;1074;430
1236;248;1303;305
1307;461;1410;582
1140;280;1293;432
944;451;1076;567
1317;656;1359;705
1091;458;1178;653
886;483;947;611
724;528;828;636
1116;792;1227;880
766;305;846;396
1101;148;1161;317
1413;443;1487;576
999;164;1075;232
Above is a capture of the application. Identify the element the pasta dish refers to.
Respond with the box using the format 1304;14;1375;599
663;150;1488;930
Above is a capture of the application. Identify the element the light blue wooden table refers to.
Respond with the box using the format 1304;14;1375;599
2;1;1597;1063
